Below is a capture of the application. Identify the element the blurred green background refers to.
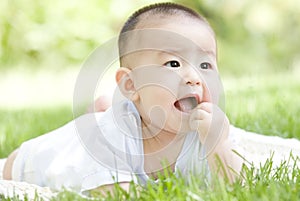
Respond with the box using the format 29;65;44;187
1;0;300;74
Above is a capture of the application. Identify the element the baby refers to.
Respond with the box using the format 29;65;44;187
3;2;243;194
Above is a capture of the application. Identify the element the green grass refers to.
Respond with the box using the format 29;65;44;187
0;106;73;157
0;71;300;200
49;159;299;201
224;72;300;139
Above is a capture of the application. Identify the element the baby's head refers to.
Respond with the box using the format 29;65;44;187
118;2;216;67
115;3;222;133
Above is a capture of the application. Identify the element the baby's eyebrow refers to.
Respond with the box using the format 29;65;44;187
159;47;216;57
157;47;183;54
202;50;216;57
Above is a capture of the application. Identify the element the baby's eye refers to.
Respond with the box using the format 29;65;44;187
199;62;212;69
164;60;181;68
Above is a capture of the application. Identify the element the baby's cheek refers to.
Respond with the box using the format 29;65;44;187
202;73;223;105
202;84;212;103
143;87;175;113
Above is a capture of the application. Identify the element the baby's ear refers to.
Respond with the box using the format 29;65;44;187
115;67;139;101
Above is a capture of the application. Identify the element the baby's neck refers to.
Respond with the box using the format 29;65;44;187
141;121;186;178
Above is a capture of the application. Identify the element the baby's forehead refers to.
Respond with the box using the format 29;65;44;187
122;28;216;58
122;16;214;50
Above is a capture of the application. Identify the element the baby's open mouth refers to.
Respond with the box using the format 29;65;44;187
174;96;198;113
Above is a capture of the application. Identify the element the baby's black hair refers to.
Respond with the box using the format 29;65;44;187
120;2;206;34
118;2;211;63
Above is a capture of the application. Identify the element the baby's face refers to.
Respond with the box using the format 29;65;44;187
122;18;222;133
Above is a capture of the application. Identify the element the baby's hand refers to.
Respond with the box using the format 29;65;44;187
190;103;243;182
189;102;229;149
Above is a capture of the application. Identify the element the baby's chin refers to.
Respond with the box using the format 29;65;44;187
170;118;196;135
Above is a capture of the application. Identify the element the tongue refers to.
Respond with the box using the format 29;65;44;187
175;97;197;112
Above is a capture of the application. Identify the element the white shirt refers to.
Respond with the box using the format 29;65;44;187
12;100;209;193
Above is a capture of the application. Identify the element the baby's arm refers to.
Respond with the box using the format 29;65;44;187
190;102;243;182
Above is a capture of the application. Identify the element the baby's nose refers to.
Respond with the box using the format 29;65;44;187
185;68;202;86
186;79;201;86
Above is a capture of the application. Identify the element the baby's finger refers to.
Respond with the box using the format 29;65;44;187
189;109;210;131
195;102;213;113
189;119;202;131
190;109;209;120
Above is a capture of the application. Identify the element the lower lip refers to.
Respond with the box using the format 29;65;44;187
173;105;192;115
